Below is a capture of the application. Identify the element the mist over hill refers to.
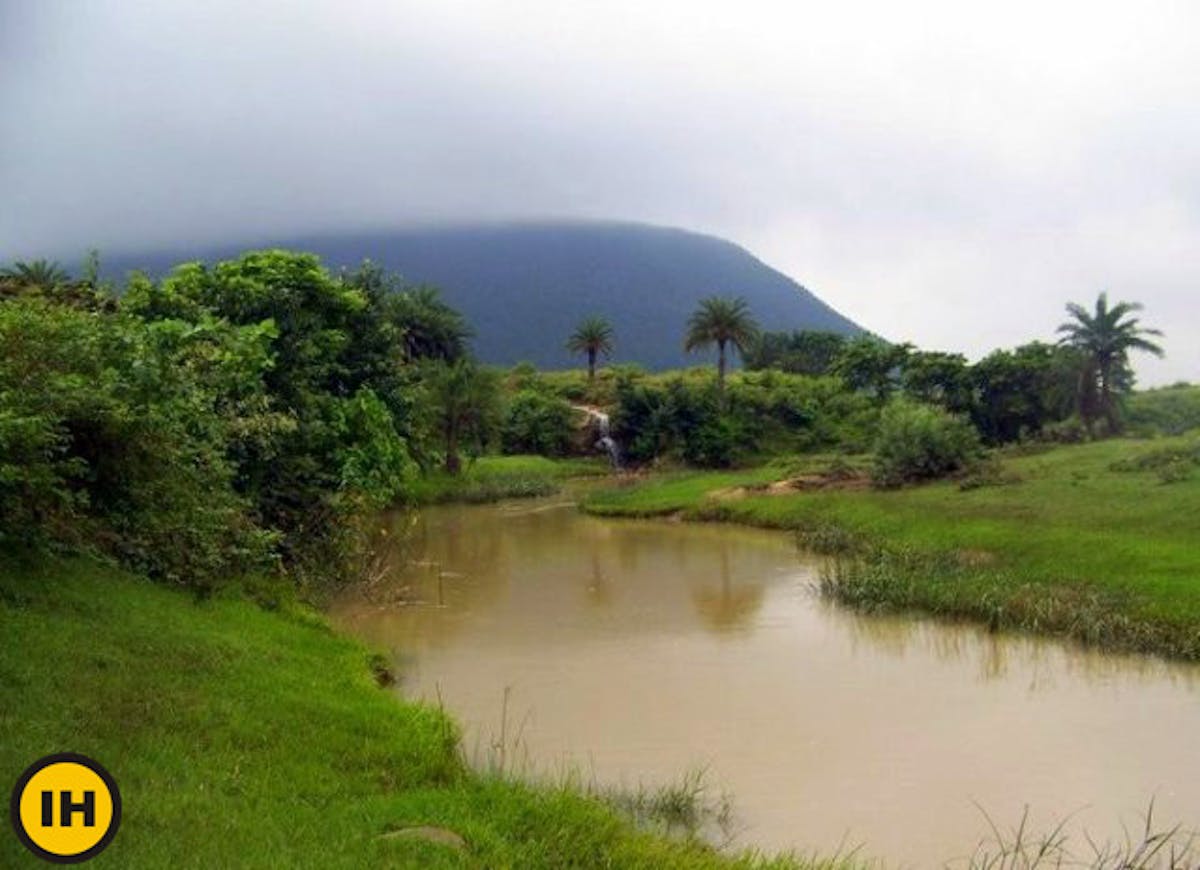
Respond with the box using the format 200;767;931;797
102;221;862;370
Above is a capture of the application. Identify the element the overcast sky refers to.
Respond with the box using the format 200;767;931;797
3;0;1197;383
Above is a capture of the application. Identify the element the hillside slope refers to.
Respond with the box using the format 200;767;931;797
102;221;862;370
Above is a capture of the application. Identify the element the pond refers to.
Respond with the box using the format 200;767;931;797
330;497;1200;866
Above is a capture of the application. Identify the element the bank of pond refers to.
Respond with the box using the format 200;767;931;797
3;434;1198;867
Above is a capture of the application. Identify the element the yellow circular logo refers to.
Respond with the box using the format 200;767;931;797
10;754;121;864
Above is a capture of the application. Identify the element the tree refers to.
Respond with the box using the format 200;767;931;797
683;296;758;390
1057;293;1164;434
565;315;614;381
744;329;847;375
902;351;972;413
125;250;417;581
1;259;70;291
426;360;501;474
1;259;113;311
833;336;912;403
969;343;1077;444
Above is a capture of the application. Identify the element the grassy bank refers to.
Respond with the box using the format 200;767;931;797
0;557;835;869
584;437;1200;660
411;455;611;505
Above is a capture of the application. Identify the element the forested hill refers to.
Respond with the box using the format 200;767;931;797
103;221;862;370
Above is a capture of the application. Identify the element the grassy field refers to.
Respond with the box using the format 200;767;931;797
411;455;611;504
584;437;1200;659
0;556;851;869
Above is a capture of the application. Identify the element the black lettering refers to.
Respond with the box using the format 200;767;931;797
59;790;95;827
41;791;54;827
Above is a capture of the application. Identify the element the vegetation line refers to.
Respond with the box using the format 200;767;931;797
583;437;1200;661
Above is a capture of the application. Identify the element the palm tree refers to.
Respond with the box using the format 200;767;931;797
1;259;70;291
1057;292;1164;434
426;359;501;474
565;315;614;381
683;296;758;390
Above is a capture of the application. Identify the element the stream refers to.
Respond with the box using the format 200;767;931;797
330;497;1200;866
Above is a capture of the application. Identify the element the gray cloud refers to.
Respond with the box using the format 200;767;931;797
2;0;1197;383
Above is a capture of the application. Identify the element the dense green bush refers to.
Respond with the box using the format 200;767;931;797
1125;384;1200;436
610;370;878;466
501;389;575;456
0;299;277;588
0;250;491;592
127;251;422;586
871;399;982;488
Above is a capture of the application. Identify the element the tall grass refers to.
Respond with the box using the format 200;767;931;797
412;454;609;504
958;802;1198;869
584;437;1200;660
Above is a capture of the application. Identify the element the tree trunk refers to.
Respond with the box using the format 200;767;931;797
1099;361;1121;435
717;341;727;391
587;349;596;382
445;425;461;474
1077;360;1098;438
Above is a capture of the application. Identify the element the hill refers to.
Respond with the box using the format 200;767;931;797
101;221;862;370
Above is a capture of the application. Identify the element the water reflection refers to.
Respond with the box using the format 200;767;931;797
331;498;1200;867
689;545;765;634
828;599;1200;691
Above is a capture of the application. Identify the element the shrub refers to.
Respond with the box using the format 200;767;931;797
0;299;277;589
1037;416;1089;444
501;389;575;457
871;399;982;488
1125;384;1200;436
1110;442;1200;483
680;414;744;468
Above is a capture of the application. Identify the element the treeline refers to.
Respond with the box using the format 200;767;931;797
746;326;1139;444
1;249;1173;590
0;251;496;592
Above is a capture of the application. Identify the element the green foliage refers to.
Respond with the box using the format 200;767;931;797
334;388;418;508
584;436;1200;660
684;296;759;386
743;329;847;375
833;336;912;401
1036;416;1090;444
4;558;823;868
609;369;879;467
0;298;276;588
565;315;615;380
871;399;982;488
901;350;972;412
410;455;608;504
0;258;71;290
969;342;1079;444
501;389;575;457
680;413;745;468
1057;292;1164;434
1109;441;1200;486
1125;383;1200;436
2;248;478;591
1;258;115;311
425;359;503;473
127;250;421;586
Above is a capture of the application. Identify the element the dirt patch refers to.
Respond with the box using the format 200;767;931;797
955;548;997;567
380;825;467;851
715;472;872;501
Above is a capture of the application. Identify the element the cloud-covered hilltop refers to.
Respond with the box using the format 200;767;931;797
104;221;862;370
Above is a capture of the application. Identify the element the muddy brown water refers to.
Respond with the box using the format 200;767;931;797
331;498;1200;866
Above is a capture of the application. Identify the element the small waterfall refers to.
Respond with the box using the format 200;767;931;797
573;405;623;470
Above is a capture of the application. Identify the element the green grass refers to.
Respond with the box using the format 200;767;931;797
584;437;1200;659
584;467;783;517
0;556;841;869
1125;382;1200;436
411;455;611;505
